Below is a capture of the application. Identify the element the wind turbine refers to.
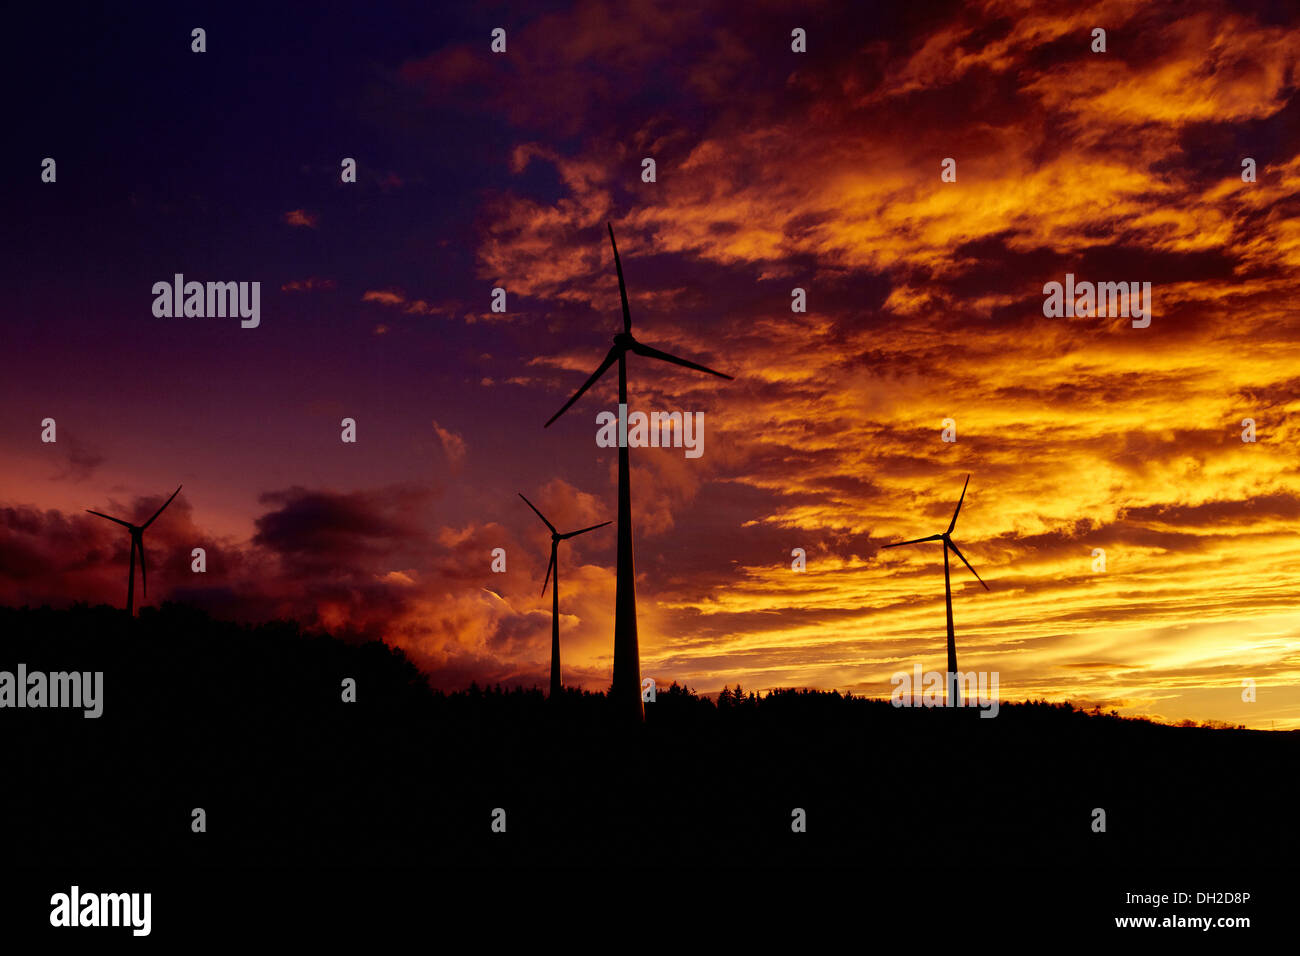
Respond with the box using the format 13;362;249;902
882;475;989;707
545;223;732;722
519;493;611;698
86;485;182;616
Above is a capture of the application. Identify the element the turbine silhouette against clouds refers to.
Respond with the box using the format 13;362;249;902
882;475;989;707
519;493;610;698
545;223;732;722
86;485;182;616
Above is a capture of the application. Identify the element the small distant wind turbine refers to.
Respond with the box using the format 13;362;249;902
545;223;732;722
519;493;611;698
87;485;182;616
882;475;989;707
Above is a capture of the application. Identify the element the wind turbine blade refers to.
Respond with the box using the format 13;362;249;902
541;549;556;597
608;223;632;333
947;475;970;535
544;347;619;428
561;520;612;539
137;537;147;599
947;539;989;591
143;485;182;529
629;340;733;380
518;493;556;533
86;509;132;529
881;534;943;549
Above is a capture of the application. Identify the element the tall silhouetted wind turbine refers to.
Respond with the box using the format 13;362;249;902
545;223;732;722
882;475;989;707
87;485;182;616
519;493;611;698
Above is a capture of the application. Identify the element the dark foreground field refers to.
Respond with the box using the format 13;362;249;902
3;603;1295;873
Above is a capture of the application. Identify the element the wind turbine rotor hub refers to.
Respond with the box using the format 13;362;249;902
613;332;635;349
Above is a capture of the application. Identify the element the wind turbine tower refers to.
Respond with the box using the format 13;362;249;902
519;492;611;698
545;224;732;722
86;484;182;616
882;475;989;706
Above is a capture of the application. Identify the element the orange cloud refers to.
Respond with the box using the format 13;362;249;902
283;209;319;228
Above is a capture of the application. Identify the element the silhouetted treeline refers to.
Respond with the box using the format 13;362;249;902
1;604;1292;869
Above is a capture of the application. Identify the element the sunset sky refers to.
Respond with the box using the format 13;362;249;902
4;0;1299;728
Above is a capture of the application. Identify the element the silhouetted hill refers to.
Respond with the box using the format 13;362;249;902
2;603;1295;868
